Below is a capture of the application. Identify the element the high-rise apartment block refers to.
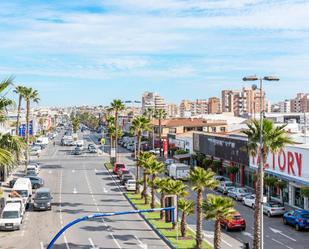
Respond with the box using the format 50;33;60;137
142;92;166;113
208;97;221;114
167;103;178;118
290;93;309;113
179;98;220;117
221;88;266;117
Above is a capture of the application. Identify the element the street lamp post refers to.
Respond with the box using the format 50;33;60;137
243;75;279;249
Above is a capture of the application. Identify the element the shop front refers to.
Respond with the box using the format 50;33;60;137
193;133;249;186
250;145;309;210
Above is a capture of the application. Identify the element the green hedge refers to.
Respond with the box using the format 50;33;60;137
126;193;212;249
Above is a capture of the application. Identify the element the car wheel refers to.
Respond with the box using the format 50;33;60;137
267;212;271;217
295;224;301;231
33;184;39;189
283;218;287;225
224;224;229;231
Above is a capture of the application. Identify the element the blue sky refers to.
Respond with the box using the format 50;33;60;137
0;0;309;107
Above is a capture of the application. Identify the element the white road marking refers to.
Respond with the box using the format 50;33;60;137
269;227;296;242
203;232;232;247
241;231;253;238
88;238;98;249
134;235;148;249
72;169;75;173
271;238;294;249
103;187;108;193
40;241;44;249
64;235;70;249
48;170;52;174
110;233;122;249
73;187;77;194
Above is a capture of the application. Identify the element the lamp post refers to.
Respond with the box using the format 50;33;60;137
243;75;279;249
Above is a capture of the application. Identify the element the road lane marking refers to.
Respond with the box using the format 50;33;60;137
88;238;98;249
40;241;44;249
73;187;77;194
103;187;108;193
64;235;70;249
134;235;148;249
271;238;294;249
72;169;75;173
241;231;253;238
48;170;52;174
269;227;296;242
110;233;122;249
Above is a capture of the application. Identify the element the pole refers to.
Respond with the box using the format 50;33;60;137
259;78;264;249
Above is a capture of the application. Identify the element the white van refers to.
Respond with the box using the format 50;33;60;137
36;136;49;146
168;163;191;180
27;165;39;175
0;203;23;230
6;197;25;217
12;178;32;209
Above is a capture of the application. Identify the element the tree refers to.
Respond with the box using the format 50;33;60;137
178;199;195;238
156;178;171;220
14;85;27;136
0;134;26;161
154;109;167;157
264;176;278;202
300;187;309;198
203;194;236;249
71;117;80;133
130;115;152;194
138;152;156;203
22;87;40;168
143;107;155;148
243;119;294;249
110;99;125;161
190;167;219;249
275;180;287;205
147;159;165;208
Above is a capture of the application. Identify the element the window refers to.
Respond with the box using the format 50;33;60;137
169;128;176;133
220;127;226;132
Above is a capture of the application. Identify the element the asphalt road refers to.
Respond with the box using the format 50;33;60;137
112;138;309;249
0;131;169;249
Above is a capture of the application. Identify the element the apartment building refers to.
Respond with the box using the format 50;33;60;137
167;103;179;118
221;88;266;117
290;93;309;113
141;92;167;113
208;97;221;114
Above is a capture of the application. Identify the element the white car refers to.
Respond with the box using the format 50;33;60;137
27;165;39;175
243;194;256;208
6;197;25;217
125;180;136;191
149;148;160;155
0;203;23;231
263;202;285;217
30;146;42;156
217;181;234;194
227;188;250;201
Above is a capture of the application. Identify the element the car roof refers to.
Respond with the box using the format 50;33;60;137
36;187;51;193
3;203;21;211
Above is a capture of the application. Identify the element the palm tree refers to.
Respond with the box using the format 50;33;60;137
156;178;171;220
0;134;26;160
243;119;294;249
130;115;152;194
144;107;155;148
147;159;165;208
138;151;156;202
14;85;27;136
190;167;219;249
154;109;167;157
178;198;195;238
110;99;125;161
71;117;80;133
203;194;236;249
22;87;40;168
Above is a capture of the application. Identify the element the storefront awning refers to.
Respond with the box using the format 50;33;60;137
173;153;191;160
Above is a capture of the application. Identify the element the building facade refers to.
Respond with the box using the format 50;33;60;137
141;92;166;113
208;97;221;114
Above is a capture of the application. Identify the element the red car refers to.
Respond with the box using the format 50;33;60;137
113;163;126;174
220;212;246;231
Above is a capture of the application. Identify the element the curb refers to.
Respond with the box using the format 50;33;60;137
123;193;177;249
103;162;176;249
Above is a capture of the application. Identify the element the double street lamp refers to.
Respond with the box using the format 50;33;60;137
242;75;279;249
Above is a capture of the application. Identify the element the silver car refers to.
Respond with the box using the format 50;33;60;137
263;202;285;217
228;188;250;201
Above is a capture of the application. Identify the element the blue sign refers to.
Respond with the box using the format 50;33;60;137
19;121;33;137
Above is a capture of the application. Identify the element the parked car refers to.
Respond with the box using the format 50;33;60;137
117;168;130;179
283;209;309;231
227;188;250;201
88;144;97;153
242;194;256;208
72;147;82;155
26;169;38;177
217;181;234;194
0;203;23;231
214;175;231;182
125;180;136;191
27;165;39;175
121;173;135;185
263;202;285;217
113;163;126;175
220;212;246;231
149;148;160;155
33;188;53;211
30;146;42;156
5;197;25;217
27;176;44;189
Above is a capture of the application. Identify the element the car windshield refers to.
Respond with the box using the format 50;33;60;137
269;203;283;207
36;193;50;199
2;211;19;219
16;190;28;197
117;164;125;168
301;214;309;218
233;215;243;220
225;182;233;187
239;189;248;193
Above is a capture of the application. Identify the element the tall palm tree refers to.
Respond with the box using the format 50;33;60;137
130;115;152;194
243;119;294;249
144;107;155;148
203;194;236;249
156;178;171;220
147;159;165;208
22;87;40;168
71;117;80;133
178;198;195;238
138;151;156;203
154;109;167;157
110;99;125;161
190;167;219;249
14;85;27;136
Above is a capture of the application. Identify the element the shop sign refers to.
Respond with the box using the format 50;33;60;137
250;145;309;182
